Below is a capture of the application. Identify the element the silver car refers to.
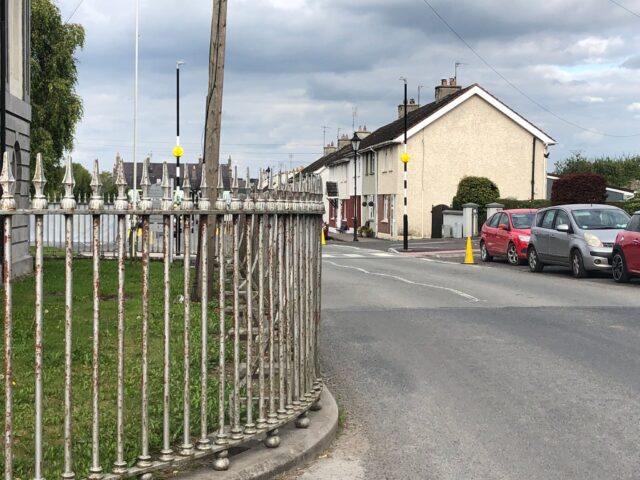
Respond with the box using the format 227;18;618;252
528;204;630;278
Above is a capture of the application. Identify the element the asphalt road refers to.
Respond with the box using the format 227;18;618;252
303;243;640;479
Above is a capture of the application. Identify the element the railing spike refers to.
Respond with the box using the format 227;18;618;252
61;155;77;210
199;163;211;211
0;151;16;211
181;165;194;209
32;153;48;210
161;161;172;210
139;157;153;210
89;158;104;210
114;154;129;210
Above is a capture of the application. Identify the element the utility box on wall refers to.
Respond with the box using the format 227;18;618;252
2;0;33;277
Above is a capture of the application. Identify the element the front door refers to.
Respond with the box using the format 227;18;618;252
431;204;449;239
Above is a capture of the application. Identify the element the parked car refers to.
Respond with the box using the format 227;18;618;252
612;211;640;283
480;209;537;265
528;204;630;278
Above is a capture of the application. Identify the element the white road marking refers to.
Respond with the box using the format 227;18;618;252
324;260;480;303
343;254;365;258
372;253;394;257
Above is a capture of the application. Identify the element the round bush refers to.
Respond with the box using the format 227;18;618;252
452;176;500;210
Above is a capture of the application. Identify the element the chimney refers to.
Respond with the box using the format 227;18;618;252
435;77;462;103
323;141;337;156
398;98;420;119
355;125;371;140
337;134;351;150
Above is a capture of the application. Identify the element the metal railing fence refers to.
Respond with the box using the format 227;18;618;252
1;153;324;479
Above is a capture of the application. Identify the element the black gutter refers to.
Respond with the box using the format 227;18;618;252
1;0;7;157
531;136;536;201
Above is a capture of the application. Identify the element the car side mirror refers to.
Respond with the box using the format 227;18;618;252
498;223;509;231
556;224;570;233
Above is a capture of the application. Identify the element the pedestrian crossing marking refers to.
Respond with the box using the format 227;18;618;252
322;250;397;259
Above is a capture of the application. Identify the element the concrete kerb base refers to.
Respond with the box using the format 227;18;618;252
176;388;338;480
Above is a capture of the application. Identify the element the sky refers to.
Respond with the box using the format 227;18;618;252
56;0;640;175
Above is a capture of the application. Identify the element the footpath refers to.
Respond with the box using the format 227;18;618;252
326;232;479;260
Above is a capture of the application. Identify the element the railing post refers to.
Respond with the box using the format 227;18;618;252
213;167;230;471
2;151;16;480
88;159;104;479
113;154;129;474
138;157;153;472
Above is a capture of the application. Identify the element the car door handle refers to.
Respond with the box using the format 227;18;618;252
633;240;640;245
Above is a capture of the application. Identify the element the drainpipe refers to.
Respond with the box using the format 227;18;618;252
1;0;7;157
531;136;536;201
373;150;378;236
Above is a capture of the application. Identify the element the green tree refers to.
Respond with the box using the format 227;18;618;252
31;0;85;195
100;171;118;199
452;176;500;209
554;152;640;189
73;163;91;198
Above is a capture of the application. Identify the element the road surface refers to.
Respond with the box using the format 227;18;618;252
290;243;640;479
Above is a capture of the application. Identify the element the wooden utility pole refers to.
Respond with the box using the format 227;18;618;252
195;0;228;300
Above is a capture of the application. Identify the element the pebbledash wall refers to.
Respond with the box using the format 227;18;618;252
391;95;549;239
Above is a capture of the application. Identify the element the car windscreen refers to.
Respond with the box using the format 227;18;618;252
510;213;535;229
571;209;630;230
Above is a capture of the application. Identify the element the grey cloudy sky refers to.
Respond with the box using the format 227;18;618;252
57;0;640;174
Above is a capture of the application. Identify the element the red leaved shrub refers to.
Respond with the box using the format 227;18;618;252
551;173;607;205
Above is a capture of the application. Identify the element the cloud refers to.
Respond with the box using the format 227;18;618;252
627;102;640;112
55;0;640;174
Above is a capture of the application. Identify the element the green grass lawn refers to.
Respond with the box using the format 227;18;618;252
0;258;227;480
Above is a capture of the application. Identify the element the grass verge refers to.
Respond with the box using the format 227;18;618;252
0;258;227;480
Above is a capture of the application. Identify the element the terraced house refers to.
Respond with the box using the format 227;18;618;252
305;79;557;239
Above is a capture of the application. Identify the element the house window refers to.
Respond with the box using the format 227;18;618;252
370;154;375;175
8;0;25;100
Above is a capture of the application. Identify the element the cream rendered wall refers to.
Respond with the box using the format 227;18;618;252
376;145;399;195
399;95;548;238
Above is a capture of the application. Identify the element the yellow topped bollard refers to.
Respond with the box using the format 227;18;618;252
321;228;326;246
463;236;475;264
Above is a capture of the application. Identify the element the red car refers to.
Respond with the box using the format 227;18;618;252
612;212;640;282
480;209;537;265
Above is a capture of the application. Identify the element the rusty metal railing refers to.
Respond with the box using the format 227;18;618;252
1;152;324;479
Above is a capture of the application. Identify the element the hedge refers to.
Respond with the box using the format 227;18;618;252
551;172;607;205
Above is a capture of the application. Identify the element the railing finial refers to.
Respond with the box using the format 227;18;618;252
161;161;172;210
114;154;129;210
199;162;211;211
0;151;16;211
89;159;104;210
32;152;48;210
139;156;153;210
216;165;224;199
61;155;77;210
181;165;194;209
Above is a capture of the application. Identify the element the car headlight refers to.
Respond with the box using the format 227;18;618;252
584;232;603;248
518;235;530;243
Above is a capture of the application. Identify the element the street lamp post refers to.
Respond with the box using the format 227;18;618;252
174;61;185;253
351;133;361;242
400;77;409;251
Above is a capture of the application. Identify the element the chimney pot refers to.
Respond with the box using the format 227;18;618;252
449;77;456;86
441;79;447;86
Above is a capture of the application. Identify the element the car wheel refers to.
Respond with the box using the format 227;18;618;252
571;249;588;279
507;243;520;266
480;241;493;262
528;247;544;272
612;251;631;283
